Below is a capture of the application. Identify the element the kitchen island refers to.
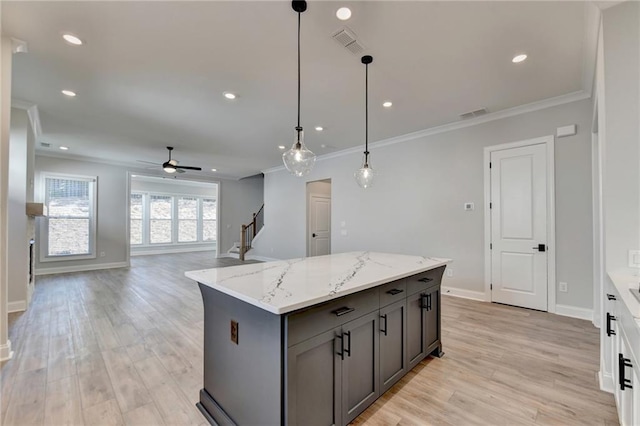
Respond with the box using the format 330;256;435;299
186;252;450;426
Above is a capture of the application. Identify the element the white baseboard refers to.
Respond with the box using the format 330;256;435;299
555;304;594;321
8;300;26;313
599;370;614;394
246;254;280;262
131;246;216;256
441;286;486;301
0;340;13;362
35;261;129;276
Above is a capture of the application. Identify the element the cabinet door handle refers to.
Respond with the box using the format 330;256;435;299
619;353;633;390
336;334;344;360
386;288;404;295
344;331;351;357
417;277;433;283
606;312;617;337
607;294;617;301
427;293;432;311
380;314;388;336
420;294;429;310
331;307;355;317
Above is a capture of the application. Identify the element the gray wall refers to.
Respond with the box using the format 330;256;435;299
253;99;594;309
35;156;263;271
602;2;640;272
8;108;28;304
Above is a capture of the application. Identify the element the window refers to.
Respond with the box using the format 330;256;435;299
178;197;198;242
42;174;96;261
130;191;217;247
130;193;143;245
149;195;173;244
203;198;217;242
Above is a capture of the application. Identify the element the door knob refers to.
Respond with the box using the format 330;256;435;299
532;244;546;252
312;233;317;238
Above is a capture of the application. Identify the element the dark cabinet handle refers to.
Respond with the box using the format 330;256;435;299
619;354;633;390
336;334;344;360
606;313;617;337
428;293;432;311
331;307;355;317
607;294;617;301
417;277;433;283
344;331;351;357
380;314;388;336
420;294;432;311
312;233;317;238
532;244;546;252
386;288;404;295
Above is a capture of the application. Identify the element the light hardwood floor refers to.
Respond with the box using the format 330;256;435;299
1;252;617;425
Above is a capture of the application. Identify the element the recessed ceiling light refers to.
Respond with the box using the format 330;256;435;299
131;175;137;177
382;101;393;108
61;90;76;97
59;146;69;150
62;33;83;46
210;168;217;172
320;144;327;148
278;145;286;150
223;92;237;100
512;54;527;63
336;7;352;20
315;126;323;131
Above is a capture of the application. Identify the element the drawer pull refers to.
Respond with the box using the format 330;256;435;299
386;288;404;296
417;277;434;283
332;307;355;317
619;354;633;391
606;312;617;337
607;294;617;301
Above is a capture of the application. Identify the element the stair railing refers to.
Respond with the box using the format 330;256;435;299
240;204;264;261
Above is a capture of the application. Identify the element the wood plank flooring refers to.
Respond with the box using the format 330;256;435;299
1;252;617;425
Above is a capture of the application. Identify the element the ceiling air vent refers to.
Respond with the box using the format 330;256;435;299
459;108;489;120
40;142;51;148
332;27;366;56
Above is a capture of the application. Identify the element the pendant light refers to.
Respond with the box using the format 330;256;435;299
283;0;316;177
354;55;375;189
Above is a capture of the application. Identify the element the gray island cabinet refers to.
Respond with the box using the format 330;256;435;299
185;252;449;426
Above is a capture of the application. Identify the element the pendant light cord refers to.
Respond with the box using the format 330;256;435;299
296;11;301;132
364;62;369;165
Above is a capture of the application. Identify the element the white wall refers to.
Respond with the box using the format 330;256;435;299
34;156;263;272
8;108;28;307
602;2;640;272
254;99;594;310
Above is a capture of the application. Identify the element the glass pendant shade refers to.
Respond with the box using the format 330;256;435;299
354;157;375;189
283;128;315;177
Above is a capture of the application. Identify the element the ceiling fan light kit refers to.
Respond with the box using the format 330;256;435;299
282;0;317;178
161;146;202;174
354;55;376;189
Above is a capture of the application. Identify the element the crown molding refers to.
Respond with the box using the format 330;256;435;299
263;90;591;175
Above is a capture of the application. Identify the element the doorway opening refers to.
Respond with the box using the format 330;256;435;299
306;179;332;257
128;174;219;257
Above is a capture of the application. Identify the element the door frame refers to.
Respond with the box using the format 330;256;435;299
307;192;331;257
483;135;556;313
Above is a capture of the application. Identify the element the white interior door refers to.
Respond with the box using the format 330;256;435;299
308;195;331;257
490;143;548;311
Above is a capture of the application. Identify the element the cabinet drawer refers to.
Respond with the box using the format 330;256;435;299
287;288;379;347
379;279;407;307
406;267;445;295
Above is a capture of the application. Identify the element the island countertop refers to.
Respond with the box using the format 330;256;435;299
185;251;450;314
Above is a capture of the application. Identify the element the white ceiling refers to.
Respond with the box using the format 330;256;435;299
3;1;592;179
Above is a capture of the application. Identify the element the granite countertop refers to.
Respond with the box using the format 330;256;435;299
186;251;451;314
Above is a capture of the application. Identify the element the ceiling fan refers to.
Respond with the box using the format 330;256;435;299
137;147;202;174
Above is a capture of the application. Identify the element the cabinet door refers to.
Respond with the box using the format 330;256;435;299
424;286;440;350
406;291;427;370
287;328;342;426
380;299;406;394
341;311;379;425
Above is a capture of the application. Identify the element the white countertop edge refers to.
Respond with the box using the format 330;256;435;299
187;257;451;315
607;270;640;320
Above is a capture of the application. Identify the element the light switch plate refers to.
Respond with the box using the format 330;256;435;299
628;250;640;268
464;202;474;211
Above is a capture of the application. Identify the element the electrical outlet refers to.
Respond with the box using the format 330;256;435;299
446;268;453;277
559;282;568;293
230;320;238;345
464;202;474;211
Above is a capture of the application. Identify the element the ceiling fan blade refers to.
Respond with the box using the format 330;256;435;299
137;160;162;165
175;166;202;171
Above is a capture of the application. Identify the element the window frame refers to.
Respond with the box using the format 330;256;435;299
39;172;98;263
130;190;217;248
